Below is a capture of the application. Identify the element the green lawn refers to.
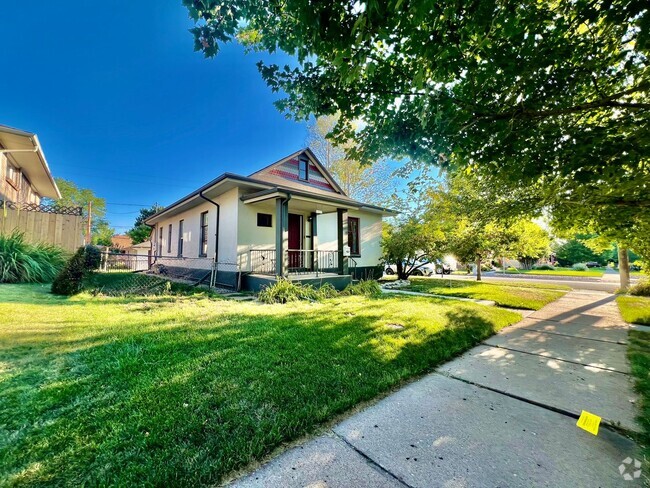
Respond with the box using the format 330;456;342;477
502;267;605;277
0;283;522;487
617;296;650;325
406;277;569;309
627;331;650;474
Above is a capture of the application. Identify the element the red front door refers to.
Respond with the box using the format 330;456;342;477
288;214;302;269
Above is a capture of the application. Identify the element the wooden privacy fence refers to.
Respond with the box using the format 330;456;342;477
0;200;83;252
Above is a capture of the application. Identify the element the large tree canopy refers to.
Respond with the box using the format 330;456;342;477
185;0;648;189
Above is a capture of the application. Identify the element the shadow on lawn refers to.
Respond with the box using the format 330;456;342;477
1;293;504;487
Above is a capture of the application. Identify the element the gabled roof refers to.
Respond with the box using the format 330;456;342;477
145;149;397;224
0;124;61;199
248;148;346;197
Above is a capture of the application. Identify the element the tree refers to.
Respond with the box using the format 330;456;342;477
92;220;114;247
307;115;392;205
50;178;112;244
553;239;600;267
381;220;446;280
185;0;649;288
506;221;551;270
127;205;162;245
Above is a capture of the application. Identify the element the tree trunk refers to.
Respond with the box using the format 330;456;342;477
618;246;630;292
476;257;482;281
396;261;406;281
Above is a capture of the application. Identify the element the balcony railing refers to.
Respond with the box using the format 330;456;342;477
248;249;340;276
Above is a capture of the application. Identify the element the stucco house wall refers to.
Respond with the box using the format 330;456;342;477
318;210;384;272
152;187;239;264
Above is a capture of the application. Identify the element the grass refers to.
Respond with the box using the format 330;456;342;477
617;296;650;325
502;267;605;277
627;331;650;476
0;283;522;486
405;277;569;310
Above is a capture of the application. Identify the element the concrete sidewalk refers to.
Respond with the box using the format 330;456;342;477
230;291;642;487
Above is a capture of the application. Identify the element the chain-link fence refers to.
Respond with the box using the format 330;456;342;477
89;273;172;296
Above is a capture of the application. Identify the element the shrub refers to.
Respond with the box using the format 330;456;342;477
533;264;555;270
258;278;322;304
341;280;382;297
0;231;66;283
51;245;101;295
572;263;589;271
630;279;650;297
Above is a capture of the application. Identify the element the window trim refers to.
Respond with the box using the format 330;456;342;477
348;217;361;257
298;156;309;181
177;219;184;257
199;211;209;257
158;227;163;256
167;224;172;253
257;213;273;228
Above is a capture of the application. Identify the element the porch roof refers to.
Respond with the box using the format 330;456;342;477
240;188;396;215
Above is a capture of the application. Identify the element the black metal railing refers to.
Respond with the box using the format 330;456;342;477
287;249;339;276
249;249;276;275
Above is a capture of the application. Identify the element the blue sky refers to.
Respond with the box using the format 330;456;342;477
1;1;309;231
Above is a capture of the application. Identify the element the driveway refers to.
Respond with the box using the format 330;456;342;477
229;290;642;487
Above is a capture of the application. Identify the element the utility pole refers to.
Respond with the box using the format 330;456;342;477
86;201;92;245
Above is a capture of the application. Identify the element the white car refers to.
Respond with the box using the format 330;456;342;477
384;261;435;276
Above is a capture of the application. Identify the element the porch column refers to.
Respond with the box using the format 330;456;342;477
310;212;318;271
337;208;349;275
275;198;289;276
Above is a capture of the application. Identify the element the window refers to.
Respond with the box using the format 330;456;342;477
199;211;209;257
167;224;172;253
178;220;184;257
257;213;272;227
158;227;163;256
5;163;19;188
298;156;309;181
348;217;360;256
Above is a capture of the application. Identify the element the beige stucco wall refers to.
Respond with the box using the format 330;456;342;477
317;210;384;268
152;187;239;263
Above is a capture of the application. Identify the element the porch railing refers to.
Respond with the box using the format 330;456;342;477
287;249;339;276
249;249;276;275
247;249;340;276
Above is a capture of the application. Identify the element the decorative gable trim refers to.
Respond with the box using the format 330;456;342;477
249;148;347;196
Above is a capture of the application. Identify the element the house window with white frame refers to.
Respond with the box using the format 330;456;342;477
167;224;172;253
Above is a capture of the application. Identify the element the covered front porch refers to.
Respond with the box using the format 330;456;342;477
238;189;357;286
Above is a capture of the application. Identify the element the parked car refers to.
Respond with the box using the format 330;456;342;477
585;261;601;268
384;261;435;276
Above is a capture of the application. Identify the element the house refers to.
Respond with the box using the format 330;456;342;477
145;148;396;290
0;124;83;251
0;124;60;204
111;234;133;251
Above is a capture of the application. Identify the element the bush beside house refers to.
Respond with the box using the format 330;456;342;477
51;245;101;295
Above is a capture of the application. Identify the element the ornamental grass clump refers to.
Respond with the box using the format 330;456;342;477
0;231;66;283
341;280;382;297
